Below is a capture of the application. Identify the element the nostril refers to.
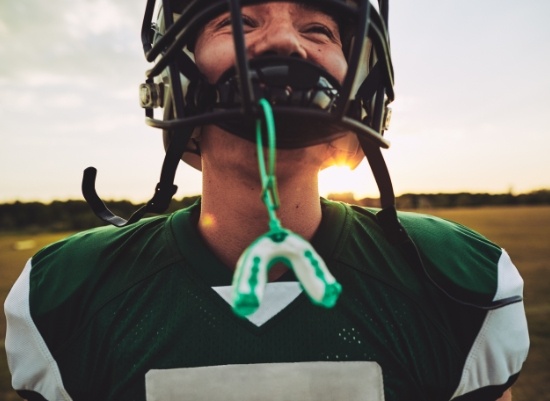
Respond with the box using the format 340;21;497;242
258;51;304;58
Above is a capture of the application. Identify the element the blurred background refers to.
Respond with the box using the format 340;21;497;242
1;0;549;203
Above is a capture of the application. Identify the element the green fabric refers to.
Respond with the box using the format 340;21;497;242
28;198;501;401
398;210;501;305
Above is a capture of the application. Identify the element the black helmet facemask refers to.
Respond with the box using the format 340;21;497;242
187;56;350;148
82;0;396;227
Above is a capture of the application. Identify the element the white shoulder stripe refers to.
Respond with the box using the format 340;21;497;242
451;250;529;399
4;258;73;401
495;249;524;301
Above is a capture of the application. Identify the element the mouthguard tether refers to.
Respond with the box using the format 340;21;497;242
231;99;342;317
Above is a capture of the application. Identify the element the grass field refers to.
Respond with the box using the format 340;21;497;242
1;206;548;400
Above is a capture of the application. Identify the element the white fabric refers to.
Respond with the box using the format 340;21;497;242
4;258;73;400
213;281;302;326
450;250;529;399
146;361;384;401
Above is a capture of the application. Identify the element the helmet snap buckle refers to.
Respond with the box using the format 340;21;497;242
139;82;164;109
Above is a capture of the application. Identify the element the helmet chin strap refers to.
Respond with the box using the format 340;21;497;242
83;49;192;227
81;124;191;227
359;135;523;310
358;136;409;244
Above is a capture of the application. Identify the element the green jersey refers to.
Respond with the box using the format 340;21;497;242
4;199;528;400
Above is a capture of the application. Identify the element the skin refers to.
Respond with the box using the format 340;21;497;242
500;389;512;401
194;2;347;84
190;4;514;400
193;2;349;279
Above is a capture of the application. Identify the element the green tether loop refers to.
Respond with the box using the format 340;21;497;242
256;98;281;231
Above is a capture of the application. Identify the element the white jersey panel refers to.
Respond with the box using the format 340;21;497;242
4;258;73;401
146;361;384;401
213;281;302;326
450;250;529;399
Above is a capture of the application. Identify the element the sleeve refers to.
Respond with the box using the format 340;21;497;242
4;258;73;401
450;249;529;400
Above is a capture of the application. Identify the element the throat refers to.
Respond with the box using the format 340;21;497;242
198;191;322;280
266;263;292;282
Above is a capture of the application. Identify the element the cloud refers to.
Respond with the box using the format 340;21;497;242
2;0;550;202
0;19;7;35
63;0;129;38
0;0;146;85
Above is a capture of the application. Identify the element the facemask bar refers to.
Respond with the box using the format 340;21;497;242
333;0;370;119
230;0;255;115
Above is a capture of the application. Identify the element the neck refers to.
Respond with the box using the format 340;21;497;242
198;163;322;277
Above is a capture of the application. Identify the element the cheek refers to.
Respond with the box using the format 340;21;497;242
325;51;348;84
309;46;348;84
195;36;347;85
194;37;236;83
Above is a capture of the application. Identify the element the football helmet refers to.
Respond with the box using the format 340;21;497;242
83;0;396;227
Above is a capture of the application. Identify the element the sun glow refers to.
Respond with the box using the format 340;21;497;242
318;161;376;200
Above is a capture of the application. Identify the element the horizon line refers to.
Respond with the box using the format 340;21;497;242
2;187;549;205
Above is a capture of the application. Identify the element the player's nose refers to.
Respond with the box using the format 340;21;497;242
248;23;307;59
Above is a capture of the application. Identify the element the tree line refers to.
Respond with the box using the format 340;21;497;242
0;196;200;233
1;190;549;233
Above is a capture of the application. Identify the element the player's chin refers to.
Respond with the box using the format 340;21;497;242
276;144;332;171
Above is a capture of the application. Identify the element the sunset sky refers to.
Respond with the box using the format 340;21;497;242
1;0;549;203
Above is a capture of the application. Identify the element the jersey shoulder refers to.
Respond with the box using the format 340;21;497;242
397;210;510;303
390;211;528;399
28;214;182;343
4;209;195;401
32;213;180;285
343;204;522;306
